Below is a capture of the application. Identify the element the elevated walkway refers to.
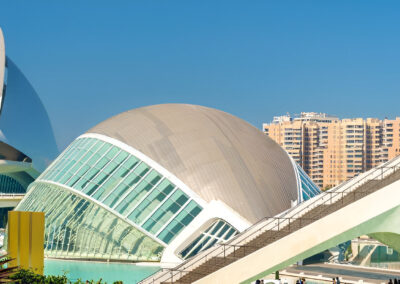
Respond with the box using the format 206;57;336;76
0;194;25;207
140;155;400;284
282;263;400;284
0;160;38;208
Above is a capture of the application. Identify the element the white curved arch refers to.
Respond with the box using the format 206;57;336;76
81;133;209;209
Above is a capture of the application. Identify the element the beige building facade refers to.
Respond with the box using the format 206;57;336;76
263;113;400;189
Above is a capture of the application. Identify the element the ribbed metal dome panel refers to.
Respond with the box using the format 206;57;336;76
88;104;298;223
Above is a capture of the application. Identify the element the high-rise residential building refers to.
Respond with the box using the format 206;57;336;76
263;113;400;189
382;117;400;161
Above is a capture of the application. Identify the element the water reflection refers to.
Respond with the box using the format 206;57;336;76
45;259;160;284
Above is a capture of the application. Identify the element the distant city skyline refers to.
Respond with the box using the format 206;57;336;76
265;111;400;124
1;1;400;151
264;112;400;188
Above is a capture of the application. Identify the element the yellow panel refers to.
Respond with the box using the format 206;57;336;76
7;211;45;274
7;211;19;268
19;212;30;270
31;212;44;274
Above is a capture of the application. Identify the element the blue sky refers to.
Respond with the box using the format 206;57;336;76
1;1;400;151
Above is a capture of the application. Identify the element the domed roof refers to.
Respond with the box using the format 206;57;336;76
88;104;298;223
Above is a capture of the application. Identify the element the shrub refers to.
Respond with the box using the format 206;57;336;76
0;255;18;283
10;269;68;283
9;269;123;284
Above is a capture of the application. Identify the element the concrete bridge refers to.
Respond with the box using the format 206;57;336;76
141;155;400;284
0;194;25;208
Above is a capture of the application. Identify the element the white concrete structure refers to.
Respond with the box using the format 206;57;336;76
0;194;25;208
16;104;320;263
196;179;400;283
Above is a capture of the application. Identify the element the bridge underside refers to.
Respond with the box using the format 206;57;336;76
369;232;400;254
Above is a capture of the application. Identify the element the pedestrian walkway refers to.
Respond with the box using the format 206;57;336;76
284;263;400;283
140;156;400;284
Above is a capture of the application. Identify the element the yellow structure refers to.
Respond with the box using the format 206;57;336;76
8;211;45;274
263;113;400;188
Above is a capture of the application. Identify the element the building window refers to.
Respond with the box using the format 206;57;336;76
179;219;238;260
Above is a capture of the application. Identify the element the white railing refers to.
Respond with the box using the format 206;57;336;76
0;193;25;198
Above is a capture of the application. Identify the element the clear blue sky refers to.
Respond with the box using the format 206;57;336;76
1;1;400;151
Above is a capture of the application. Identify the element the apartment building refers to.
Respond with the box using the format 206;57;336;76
382;117;400;161
263;113;400;189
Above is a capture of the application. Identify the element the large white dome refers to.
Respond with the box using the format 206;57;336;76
88;104;299;223
17;103;319;263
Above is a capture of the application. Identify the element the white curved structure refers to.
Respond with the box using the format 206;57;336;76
0;28;58;172
16;104;320;263
0;27;57;226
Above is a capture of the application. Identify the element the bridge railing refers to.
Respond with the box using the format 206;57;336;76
140;155;400;283
0;193;25;198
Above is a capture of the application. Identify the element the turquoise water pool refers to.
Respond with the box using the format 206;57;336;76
44;259;160;284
